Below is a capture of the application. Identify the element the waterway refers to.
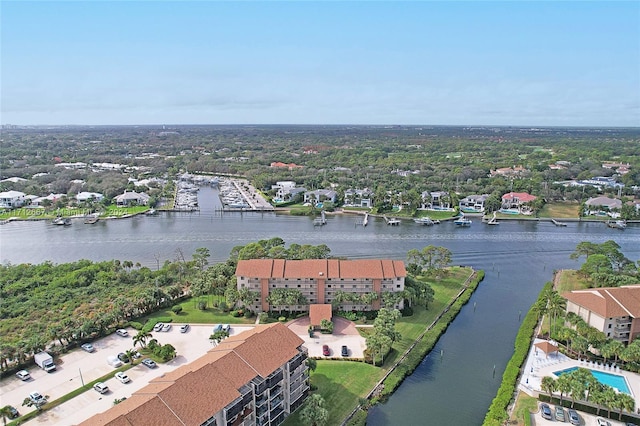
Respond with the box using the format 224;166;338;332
0;187;638;424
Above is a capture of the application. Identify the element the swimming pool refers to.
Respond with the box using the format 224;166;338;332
554;367;631;394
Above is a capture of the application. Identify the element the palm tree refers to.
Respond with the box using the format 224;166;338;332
616;392;635;420
133;330;152;349
541;376;556;399
1;405;14;426
125;349;138;366
556;374;572;405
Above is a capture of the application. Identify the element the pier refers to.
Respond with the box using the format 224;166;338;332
384;215;400;226
551;219;567;227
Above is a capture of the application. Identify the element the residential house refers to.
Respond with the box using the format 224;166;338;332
114;190;150;206
575;176;624;191
271;181;306;203
500;192;537;213
585;196;623;217
420;191;452;211
343;188;372;208
563;285;640;345
270;162;303;170
489;165;528;178
0;190;26;209
32;193;66;207
303;189;337;205
76;192;104;203
459;194;490;214
81;323;309;426
236;258;406;313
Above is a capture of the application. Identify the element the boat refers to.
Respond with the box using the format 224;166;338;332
384;215;400;226
414;217;435;226
454;216;472;227
52;217;72;226
83;214;99;224
607;220;627;229
145;208;157;216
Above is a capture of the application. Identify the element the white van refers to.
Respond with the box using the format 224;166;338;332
107;355;123;368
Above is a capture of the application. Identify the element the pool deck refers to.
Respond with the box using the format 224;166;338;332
519;338;640;403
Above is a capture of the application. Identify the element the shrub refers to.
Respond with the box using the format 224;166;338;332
171;305;183;314
278;316;287;322
129;321;143;330
401;306;413;317
243;309;253;318
219;301;228;312
258;312;268;324
197;300;207;310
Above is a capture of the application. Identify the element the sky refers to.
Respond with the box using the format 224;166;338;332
1;1;639;127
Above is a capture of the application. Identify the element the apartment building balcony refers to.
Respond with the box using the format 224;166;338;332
616;318;632;326
614;329;631;338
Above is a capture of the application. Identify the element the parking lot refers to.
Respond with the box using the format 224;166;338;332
1;324;253;425
532;403;629;426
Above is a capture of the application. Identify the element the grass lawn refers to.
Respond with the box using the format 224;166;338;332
141;296;255;324
554;270;589;292
509;391;537;426
103;205;150;216
282;361;381;426
537;203;581;218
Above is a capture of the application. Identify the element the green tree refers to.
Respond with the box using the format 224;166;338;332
0;406;15;426
300;394;329;426
133;330;152;349
541;376;556;399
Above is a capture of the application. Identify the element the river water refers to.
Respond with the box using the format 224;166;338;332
1;187;638;424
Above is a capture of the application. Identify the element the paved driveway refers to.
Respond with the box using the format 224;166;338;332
1;324;254;426
287;316;367;359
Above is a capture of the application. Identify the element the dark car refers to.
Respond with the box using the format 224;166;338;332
117;352;130;363
540;403;552;420
6;405;19;419
141;358;157;368
341;345;349;357
322;345;330;356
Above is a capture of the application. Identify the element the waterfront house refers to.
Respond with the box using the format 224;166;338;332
500;192;537;213
420;191;452;210
303;189;338;205
114;190;150;206
31;193;66;207
585;196;623;217
81;323;309;426
76;192;104;203
343;188;372;208
272;181;307;203
0;190;26;209
459;194;490;214
236;258;406;313
563;285;640;345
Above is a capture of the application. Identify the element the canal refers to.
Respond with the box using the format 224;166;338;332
1;187;638;424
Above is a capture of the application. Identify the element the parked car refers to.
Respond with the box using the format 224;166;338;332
5;405;19;419
107;355;123;368
540;403;552;420
162;323;172;332
115;329;128;337
115;372;131;383
322;345;330;356
555;406;566;422
141;358;157;368
153;322;164;332
180;324;190;333
16;370;31;381
568;409;580;425
341;345;349;357
81;343;95;353
131;350;141;359
93;382;109;394
213;324;223;333
222;324;231;333
597;419;612;426
28;391;46;405
117;352;130;363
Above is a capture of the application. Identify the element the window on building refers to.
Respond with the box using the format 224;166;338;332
397;284;401;288
327;284;332;288
298;284;301;288
340;285;344;288
285;285;288;288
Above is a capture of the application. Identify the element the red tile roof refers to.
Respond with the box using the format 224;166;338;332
309;304;332;326
501;192;537;202
236;259;406;279
563;285;640;318
81;323;303;426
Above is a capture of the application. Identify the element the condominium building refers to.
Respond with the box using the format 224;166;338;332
82;323;309;426
563;285;640;345
236;259;406;312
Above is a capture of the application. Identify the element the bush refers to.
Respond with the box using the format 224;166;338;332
258;312;268;324
197;300;207;310
401;306;414;317
171;305;183;314
278;316;287;322
231;310;242;317
129;321;143;330
219;301;228;312
243;309;253;318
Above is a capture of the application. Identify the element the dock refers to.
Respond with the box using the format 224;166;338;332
485;212;499;225
384;215;400;226
363;212;369;226
551;219;567;227
313;210;327;226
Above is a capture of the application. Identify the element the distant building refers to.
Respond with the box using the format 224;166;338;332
343;188;372;208
490;165;528;178
420;191;453;211
32;193;65;206
236;258;406;312
563;285;640;345
272;181;306;202
0;190;26;209
270;162;303;170
0;177;28;184
81;323;309;426
585;196;622;217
